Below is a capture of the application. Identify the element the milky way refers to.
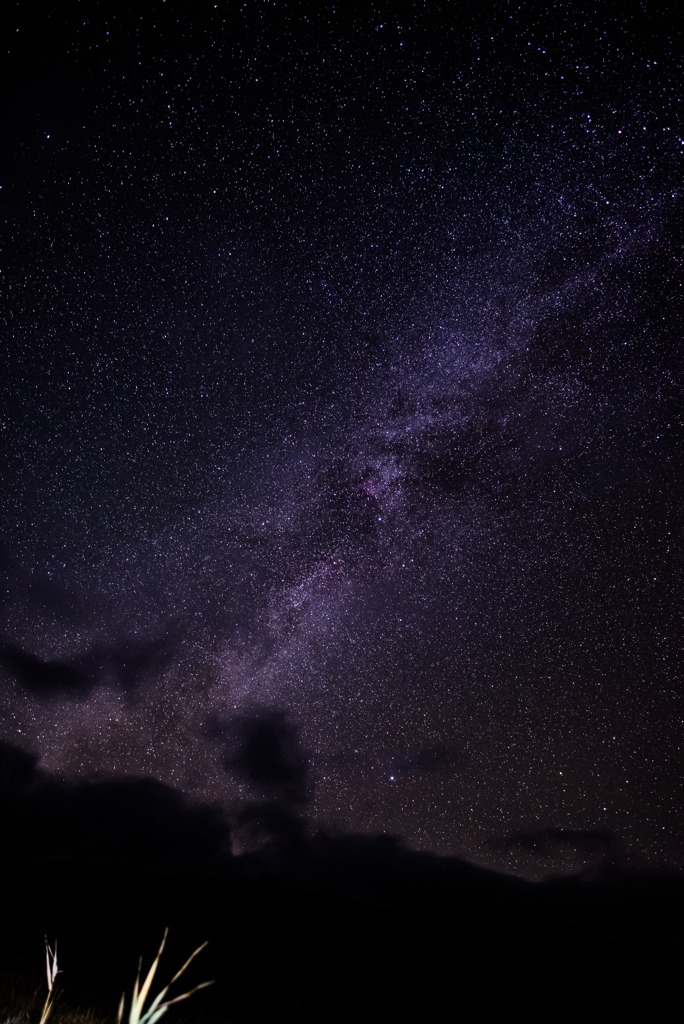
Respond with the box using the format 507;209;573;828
1;1;682;880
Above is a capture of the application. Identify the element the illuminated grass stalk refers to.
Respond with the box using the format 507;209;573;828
38;938;59;1024
117;929;214;1024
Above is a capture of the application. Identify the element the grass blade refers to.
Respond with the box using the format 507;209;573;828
135;929;168;1019
125;930;211;1024
168;942;208;986
38;937;59;1024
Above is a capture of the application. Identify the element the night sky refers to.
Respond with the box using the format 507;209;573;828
1;0;683;883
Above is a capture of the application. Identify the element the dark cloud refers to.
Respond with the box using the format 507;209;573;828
0;736;488;888
0;644;92;698
214;709;310;805
0;631;179;699
0;740;37;796
488;828;623;861
0;741;230;872
90;631;180;694
0;736;509;902
237;800;307;851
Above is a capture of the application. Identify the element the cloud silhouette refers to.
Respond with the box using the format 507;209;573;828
90;631;179;693
0;631;179;699
237;800;307;850
215;708;310;805
0;644;91;697
0;741;230;871
487;827;623;861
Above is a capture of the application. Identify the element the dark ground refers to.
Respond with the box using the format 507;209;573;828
0;856;682;1024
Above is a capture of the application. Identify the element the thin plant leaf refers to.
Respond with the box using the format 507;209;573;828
132;930;168;1023
141;940;210;1022
140;982;172;1022
164;980;215;1006
126;930;212;1024
39;937;59;1024
169;942;208;986
140;983;215;1024
44;938;58;991
38;991;55;1024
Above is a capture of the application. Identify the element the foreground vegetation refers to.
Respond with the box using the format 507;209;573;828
1;932;213;1024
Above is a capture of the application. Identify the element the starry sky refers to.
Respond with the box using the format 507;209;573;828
1;0;683;881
